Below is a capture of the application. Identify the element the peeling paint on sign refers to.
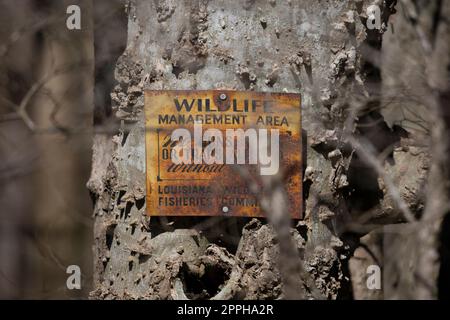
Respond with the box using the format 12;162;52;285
145;90;302;218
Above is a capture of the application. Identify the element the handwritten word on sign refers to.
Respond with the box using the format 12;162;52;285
145;90;302;218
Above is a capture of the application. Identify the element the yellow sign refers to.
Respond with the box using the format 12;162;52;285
145;90;302;218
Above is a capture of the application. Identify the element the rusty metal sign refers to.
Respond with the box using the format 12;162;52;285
145;90;302;219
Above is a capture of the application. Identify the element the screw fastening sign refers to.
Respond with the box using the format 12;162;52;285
145;90;302;218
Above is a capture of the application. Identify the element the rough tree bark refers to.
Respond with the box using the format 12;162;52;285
88;0;431;299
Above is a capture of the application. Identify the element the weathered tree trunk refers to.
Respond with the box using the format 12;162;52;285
89;0;433;299
31;0;94;298
0;0;94;298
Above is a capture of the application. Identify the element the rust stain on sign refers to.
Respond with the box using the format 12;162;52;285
145;90;302;219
